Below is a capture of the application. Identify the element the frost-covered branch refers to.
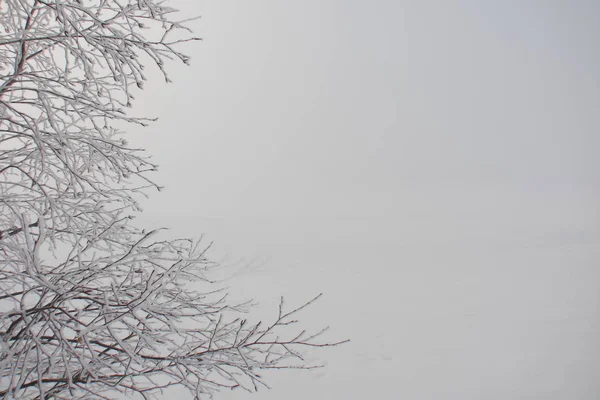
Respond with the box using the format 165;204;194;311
0;1;345;399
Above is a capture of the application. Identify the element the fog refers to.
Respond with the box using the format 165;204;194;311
130;1;600;399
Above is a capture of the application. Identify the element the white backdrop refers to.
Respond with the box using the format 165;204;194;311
129;1;600;399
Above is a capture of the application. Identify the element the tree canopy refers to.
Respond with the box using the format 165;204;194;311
0;1;345;398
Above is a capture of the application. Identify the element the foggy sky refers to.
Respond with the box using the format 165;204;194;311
130;1;600;399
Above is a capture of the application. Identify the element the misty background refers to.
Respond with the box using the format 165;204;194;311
129;1;599;399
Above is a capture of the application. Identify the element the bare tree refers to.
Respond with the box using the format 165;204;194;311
0;1;346;398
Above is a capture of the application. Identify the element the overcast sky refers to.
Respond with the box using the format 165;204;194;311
130;1;599;399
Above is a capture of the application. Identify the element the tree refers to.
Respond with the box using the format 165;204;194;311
0;1;346;398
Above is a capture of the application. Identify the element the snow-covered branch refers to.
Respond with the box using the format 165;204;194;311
0;1;345;398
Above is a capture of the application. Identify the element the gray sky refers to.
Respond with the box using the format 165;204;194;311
131;1;599;399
